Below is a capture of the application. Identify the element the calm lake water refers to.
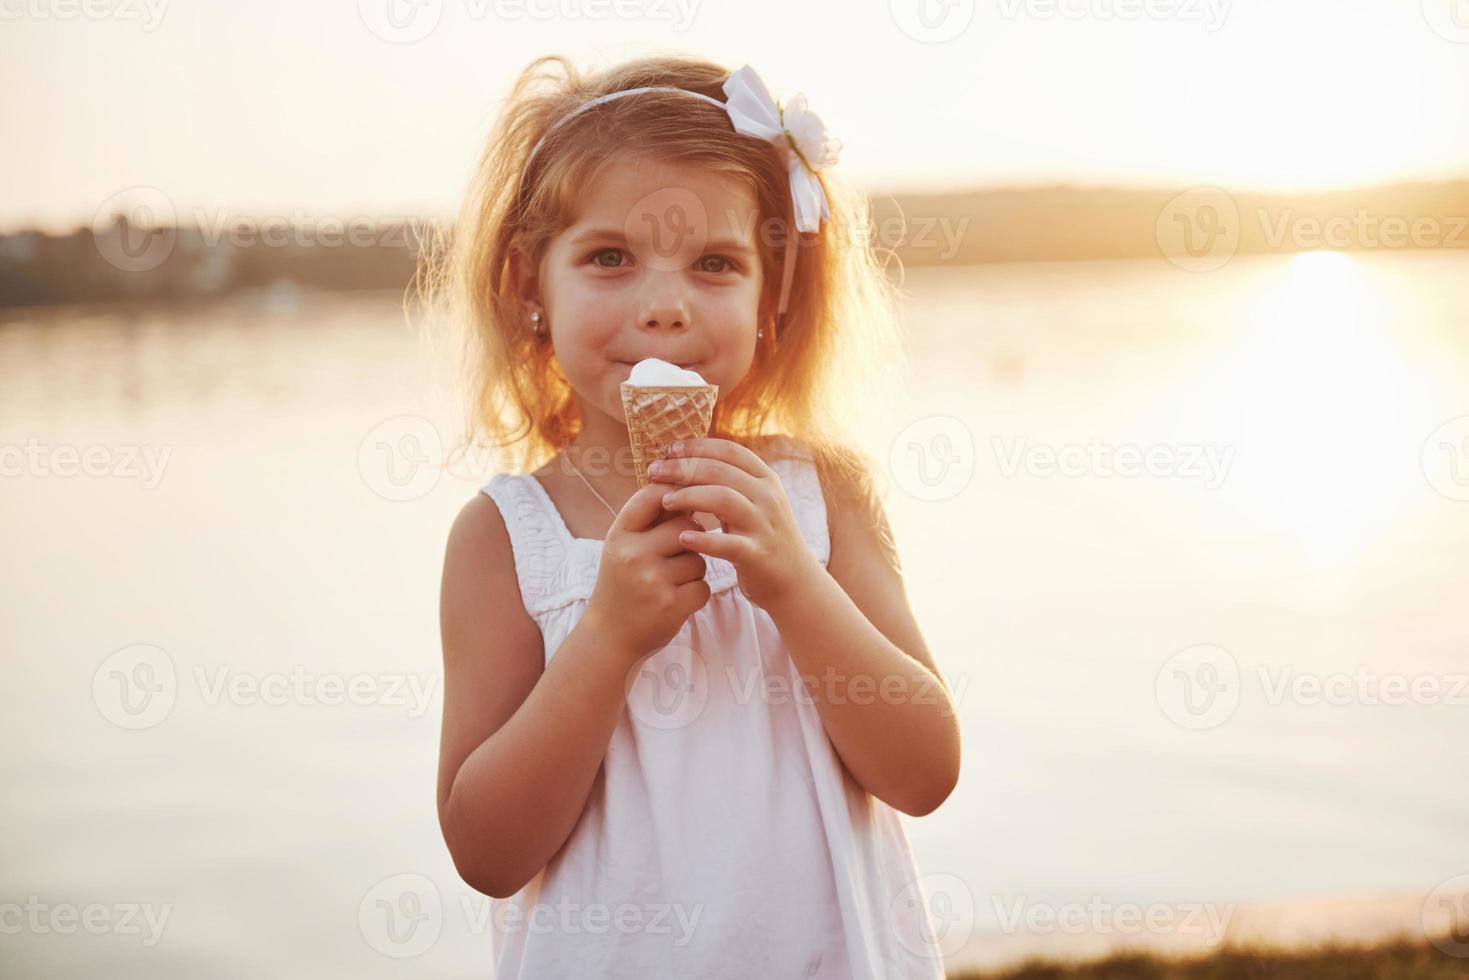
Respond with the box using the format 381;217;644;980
3;251;1468;976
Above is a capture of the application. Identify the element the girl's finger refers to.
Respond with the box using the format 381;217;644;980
614;481;681;534
667;438;776;480
648;515;705;555
677;529;749;562
650;456;762;502
660;485;755;527
668;551;707;584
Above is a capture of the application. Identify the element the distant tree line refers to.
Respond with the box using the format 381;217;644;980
4;181;1466;309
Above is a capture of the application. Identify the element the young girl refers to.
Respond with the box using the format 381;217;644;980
427;53;961;978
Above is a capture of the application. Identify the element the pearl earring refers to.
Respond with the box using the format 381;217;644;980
530;311;542;334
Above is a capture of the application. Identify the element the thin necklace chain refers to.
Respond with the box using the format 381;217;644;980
563;447;622;519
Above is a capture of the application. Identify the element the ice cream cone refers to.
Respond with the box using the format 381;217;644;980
620;382;719;487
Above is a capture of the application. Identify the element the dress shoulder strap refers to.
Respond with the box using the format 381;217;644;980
762;436;831;567
479;472;585;616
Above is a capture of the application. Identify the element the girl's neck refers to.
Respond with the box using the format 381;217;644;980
556;406;642;507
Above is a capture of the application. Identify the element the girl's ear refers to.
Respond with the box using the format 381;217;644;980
507;245;542;313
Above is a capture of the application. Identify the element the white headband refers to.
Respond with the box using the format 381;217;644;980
519;64;841;333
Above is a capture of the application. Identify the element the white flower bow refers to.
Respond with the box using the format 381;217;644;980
722;65;841;234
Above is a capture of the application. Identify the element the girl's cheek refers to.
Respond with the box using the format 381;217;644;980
582;276;638;303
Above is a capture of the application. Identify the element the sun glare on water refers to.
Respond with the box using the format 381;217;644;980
1200;252;1437;567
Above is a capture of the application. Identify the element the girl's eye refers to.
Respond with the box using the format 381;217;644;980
697;255;736;274
587;249;736;273
589;248;629;269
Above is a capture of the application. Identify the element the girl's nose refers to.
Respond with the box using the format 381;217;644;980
642;313;687;331
638;294;690;331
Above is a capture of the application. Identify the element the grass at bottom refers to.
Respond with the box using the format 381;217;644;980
947;936;1469;979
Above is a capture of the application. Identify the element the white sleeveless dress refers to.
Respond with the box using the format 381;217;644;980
478;436;945;979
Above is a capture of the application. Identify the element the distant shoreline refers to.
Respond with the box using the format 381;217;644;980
3;179;1467;309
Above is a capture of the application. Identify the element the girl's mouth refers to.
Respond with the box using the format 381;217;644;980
616;360;701;372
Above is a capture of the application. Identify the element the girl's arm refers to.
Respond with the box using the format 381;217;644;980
436;494;633;898
762;467;962;817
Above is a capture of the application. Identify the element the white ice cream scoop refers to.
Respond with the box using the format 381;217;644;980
625;357;707;387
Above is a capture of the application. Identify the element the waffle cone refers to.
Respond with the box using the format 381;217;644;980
620;383;719;487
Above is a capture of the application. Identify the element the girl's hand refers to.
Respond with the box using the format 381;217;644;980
584;483;711;663
649;438;820;610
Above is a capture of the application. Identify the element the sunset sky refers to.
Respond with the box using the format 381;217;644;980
4;0;1468;233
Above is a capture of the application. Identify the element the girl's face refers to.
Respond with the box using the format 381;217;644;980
525;154;765;439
